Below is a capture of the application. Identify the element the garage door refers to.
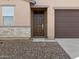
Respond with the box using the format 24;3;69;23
55;9;79;38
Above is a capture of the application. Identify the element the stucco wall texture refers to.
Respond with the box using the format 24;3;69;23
0;0;79;39
35;0;79;39
0;0;30;26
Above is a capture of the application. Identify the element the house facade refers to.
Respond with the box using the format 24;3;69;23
0;0;79;39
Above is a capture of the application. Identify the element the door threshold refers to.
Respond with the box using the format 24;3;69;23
32;38;56;42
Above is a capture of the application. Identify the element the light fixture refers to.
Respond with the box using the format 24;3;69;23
30;0;36;5
23;0;36;5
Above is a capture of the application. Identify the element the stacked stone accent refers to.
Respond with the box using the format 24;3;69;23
0;27;31;37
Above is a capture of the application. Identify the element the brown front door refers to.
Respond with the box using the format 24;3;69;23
31;8;47;37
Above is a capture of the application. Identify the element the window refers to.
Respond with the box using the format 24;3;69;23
2;6;14;26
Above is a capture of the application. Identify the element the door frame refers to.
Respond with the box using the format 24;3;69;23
31;8;47;38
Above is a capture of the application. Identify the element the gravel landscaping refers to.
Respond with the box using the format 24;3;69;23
0;40;71;59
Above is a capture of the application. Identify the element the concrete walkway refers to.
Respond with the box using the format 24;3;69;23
56;38;79;59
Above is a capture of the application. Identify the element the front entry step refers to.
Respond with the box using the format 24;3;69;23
32;38;56;42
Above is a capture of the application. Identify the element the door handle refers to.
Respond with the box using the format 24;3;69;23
42;24;44;30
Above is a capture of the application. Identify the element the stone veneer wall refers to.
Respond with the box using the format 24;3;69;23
0;27;31;37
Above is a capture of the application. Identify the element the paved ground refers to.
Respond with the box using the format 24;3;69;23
0;39;70;59
56;38;79;59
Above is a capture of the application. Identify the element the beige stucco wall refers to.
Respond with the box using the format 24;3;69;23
0;0;31;38
0;0;79;39
0;0;30;26
35;0;79;39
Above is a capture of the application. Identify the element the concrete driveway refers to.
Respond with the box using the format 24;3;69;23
56;38;79;59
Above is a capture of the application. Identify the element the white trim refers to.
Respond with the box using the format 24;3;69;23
2;6;15;26
54;7;79;9
0;5;15;7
